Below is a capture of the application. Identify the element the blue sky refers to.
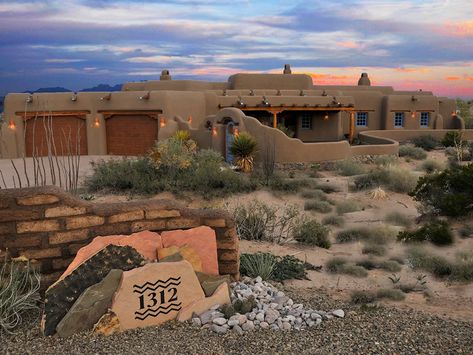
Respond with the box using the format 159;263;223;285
0;0;472;97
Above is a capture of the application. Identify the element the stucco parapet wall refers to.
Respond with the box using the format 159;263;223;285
217;95;355;108
228;73;313;90
359;129;473;143
0;186;239;288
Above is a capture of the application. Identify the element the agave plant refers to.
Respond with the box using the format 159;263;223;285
230;132;257;173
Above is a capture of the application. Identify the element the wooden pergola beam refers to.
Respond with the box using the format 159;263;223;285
16;111;90;119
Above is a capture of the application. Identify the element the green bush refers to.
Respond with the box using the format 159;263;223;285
277;123;295;138
322;215;345;227
240;253;276;280
459;224;473;238
271;255;308;281
384;211;412;227
293;219;331;248
337;225;396;244
317;183;339;194
376;288;406;301
231;200;301;244
362;244;386;256
410;163;473;217
304;200;332;213
336;228;372;243
335;200;360;215
441;131;464;147
300;189;333;203
354;166;418;193
412;135;438;151
269;176;311;192
420;159;444;173
0;260;41;334
356;258;401;272
399;145;428;160
335;159;366;176
379;260;402;272
397;220;454;246
373;155;399;166
325;258;368;277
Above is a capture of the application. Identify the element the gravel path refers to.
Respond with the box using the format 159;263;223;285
3;287;472;355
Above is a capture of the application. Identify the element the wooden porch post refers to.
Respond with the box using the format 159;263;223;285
349;112;355;144
272;110;278;128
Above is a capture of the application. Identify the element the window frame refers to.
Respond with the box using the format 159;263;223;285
394;112;404;128
420;112;429;128
301;112;312;130
356;112;368;127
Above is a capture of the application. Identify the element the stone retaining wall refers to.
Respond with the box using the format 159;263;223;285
0;186;239;288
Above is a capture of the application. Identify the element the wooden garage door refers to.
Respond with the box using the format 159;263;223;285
24;115;88;157
106;114;158;156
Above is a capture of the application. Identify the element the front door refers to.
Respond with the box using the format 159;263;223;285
225;122;235;163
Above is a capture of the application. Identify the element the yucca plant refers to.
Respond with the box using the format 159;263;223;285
240;253;277;280
230;132;257;173
173;130;191;142
0;258;41;334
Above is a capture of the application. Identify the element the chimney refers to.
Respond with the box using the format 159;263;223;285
160;69;172;81
358;72;371;86
283;64;292;74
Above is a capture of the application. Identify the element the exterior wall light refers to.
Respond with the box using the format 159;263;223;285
324;113;329;120
212;126;218;136
100;93;112;101
139;91;150;100
222;89;227;96
262;96;270;106
249;90;255;96
234;127;240;137
411;111;417;119
8;119;16;130
160;117;166;128
26;95;33;103
451;111;456;117
237;97;245;107
71;92;78;101
187;115;192;124
299;90;306;96
94;117;100;127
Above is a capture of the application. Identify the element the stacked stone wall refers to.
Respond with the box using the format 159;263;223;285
0;186;239;288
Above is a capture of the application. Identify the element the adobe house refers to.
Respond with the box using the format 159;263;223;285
1;65;471;163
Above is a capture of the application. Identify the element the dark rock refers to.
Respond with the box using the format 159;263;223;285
42;245;144;336
195;272;230;297
160;252;184;263
56;269;123;337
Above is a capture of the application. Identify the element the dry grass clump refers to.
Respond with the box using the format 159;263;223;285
335;159;367;176
420;159;444;173
326;258;368;277
335;200;360;215
304;200;332;213
376;288;406;301
384;211;412;228
361;244;386;256
350;290;376;304
336;225;397;244
356;258;402;272
370;187;387;200
354;165;418;193
372;155;399;166
399;144;428;160
317;183;339;194
322;215;345;227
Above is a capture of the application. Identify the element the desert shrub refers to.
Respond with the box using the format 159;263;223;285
318;183;339;194
406;247;473;281
271;255;308;281
231;200;301;244
293;219;331;248
389;255;405;265
356;259;378;270
362;244;386;256
277;123;295;138
441;131;463;147
356;258;401;272
410;163;473;217
322;215;345;227
373;155;399;166
459;224;473;238
300;189;333;203
269;176;312;193
335;159;366;176
399;145;428;160
412;135;438;151
379;260;402;272
376;288;406;301
86;158;161;193
384;211;412;227
350;290;376;304
335;200;360;215
304;200;332;213
336;228;372;243
0;260;41;334
353;166;418;193
240;253;276;280
240;253;309;281
337;225;396;244
230;132;257;173
325;258;368;277
149;136;196;172
420;159;444;173
397;220;454;246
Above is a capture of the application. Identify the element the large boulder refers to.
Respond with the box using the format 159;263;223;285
60;231;162;280
161;226;218;275
111;260;205;330
42;245;145;336
56;269;123;337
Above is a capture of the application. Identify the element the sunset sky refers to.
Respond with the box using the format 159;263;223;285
0;0;472;97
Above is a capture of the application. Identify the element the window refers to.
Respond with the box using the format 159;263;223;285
301;113;312;129
420;112;429;127
394;112;404;128
356;112;368;127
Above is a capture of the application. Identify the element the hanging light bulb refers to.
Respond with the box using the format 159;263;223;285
8;119;16;130
94;117;100;127
160;117;166;128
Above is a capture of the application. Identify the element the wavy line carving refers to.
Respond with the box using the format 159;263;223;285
134;302;183;316
134;304;182;320
133;276;181;294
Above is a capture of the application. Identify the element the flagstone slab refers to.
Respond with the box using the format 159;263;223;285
42;245;145;336
176;283;230;322
60;231;162;279
158;245;203;272
111;260;205;330
56;269;123;337
161;226;218;275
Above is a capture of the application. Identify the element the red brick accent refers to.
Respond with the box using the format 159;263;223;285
0;186;239;288
106;114;158;155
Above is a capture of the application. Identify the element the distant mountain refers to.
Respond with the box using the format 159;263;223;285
24;87;72;93
0;96;3;113
80;84;122;92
